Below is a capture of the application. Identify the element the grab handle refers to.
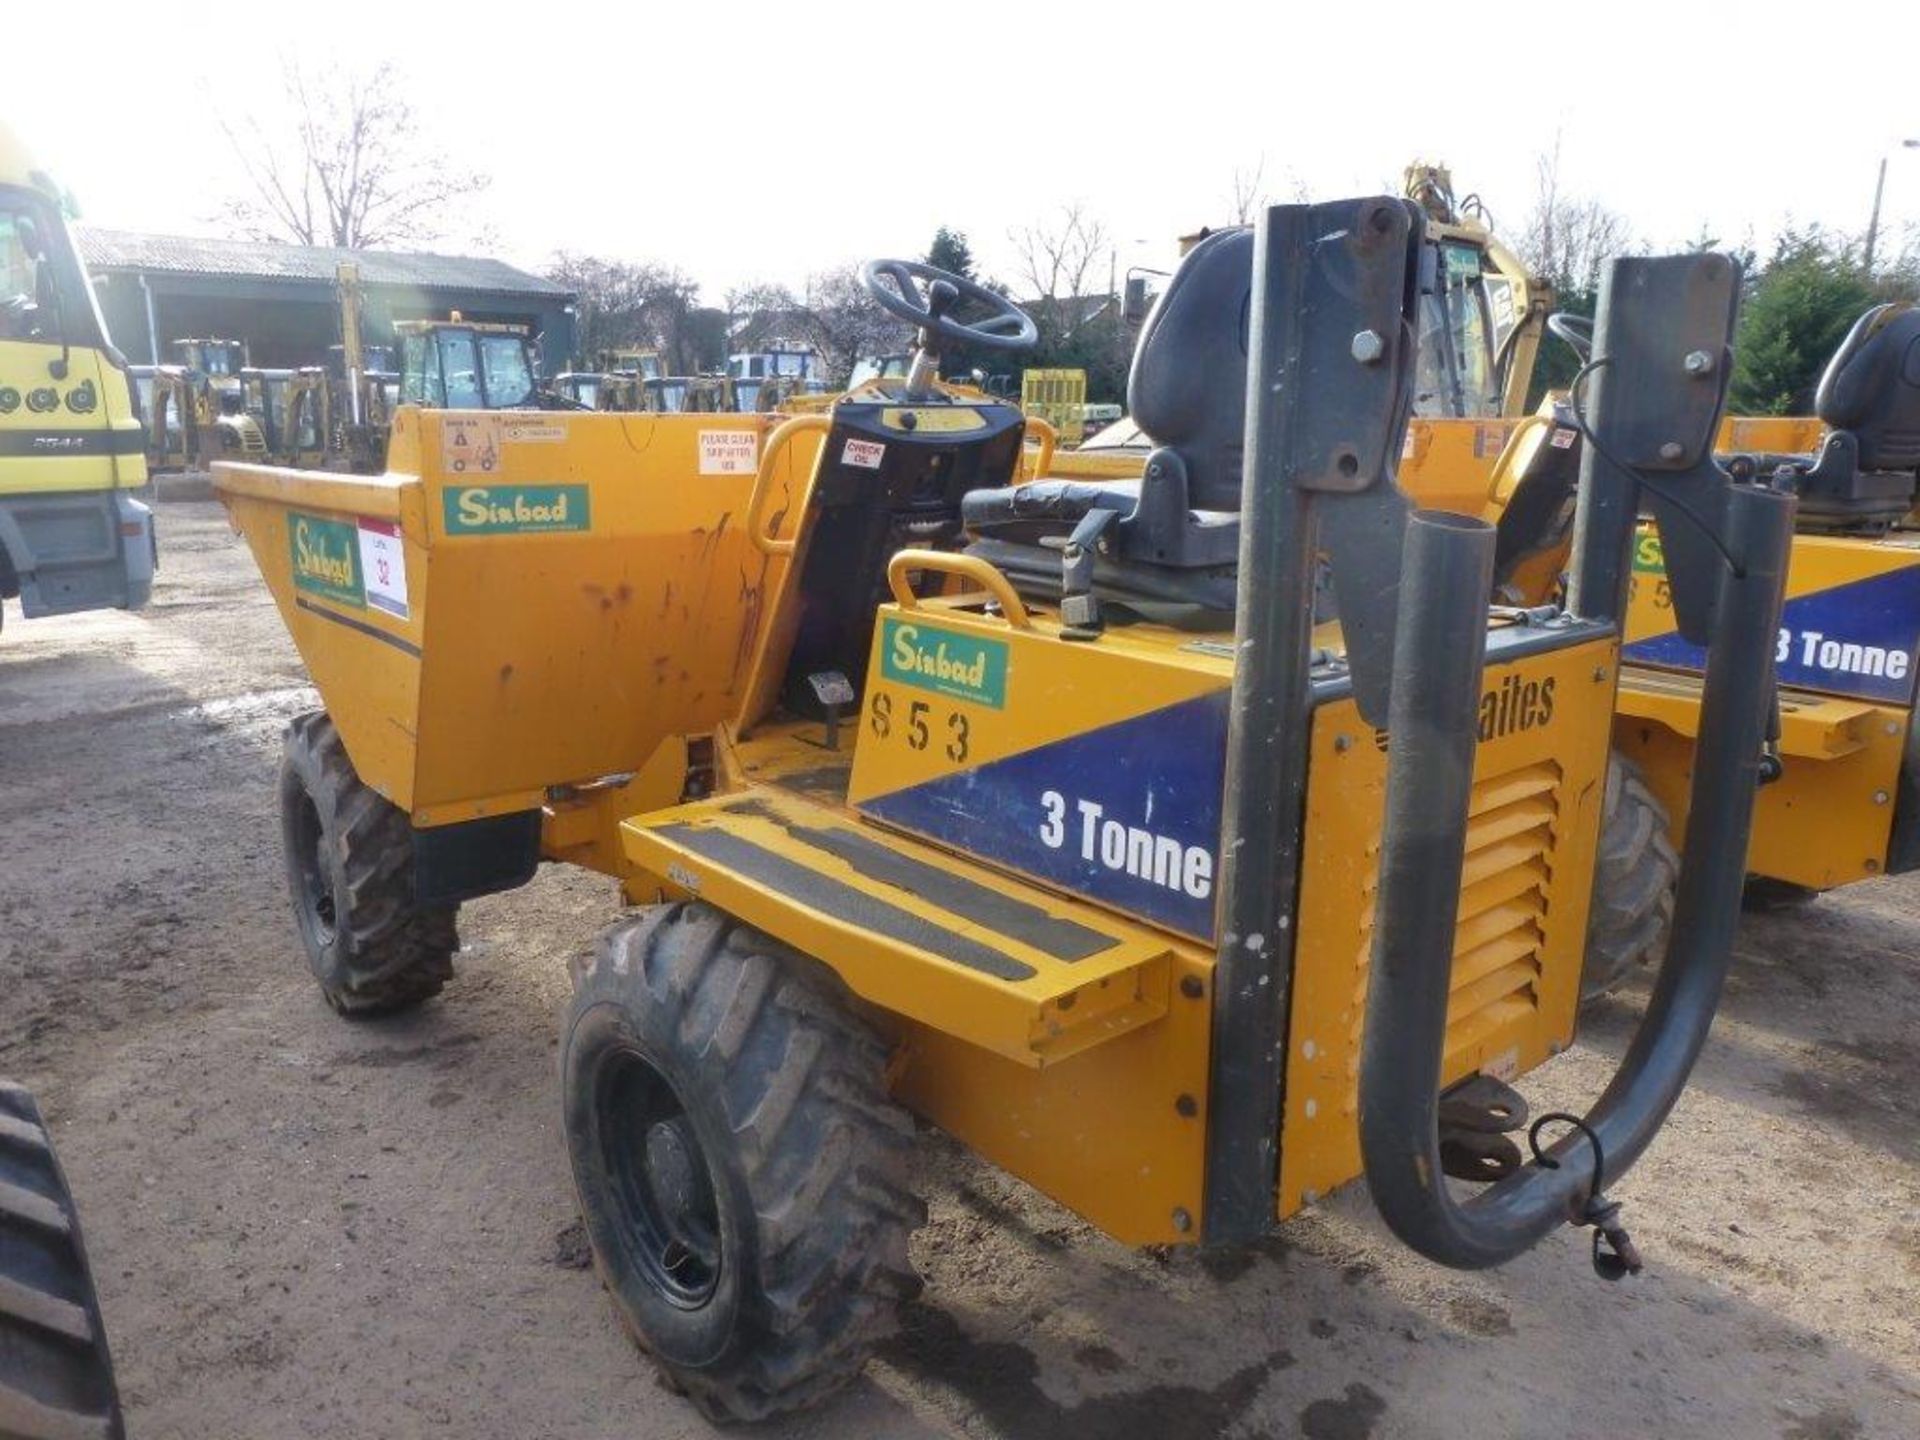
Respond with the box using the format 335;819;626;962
747;414;831;557
885;549;1033;630
1021;416;1058;482
1483;413;1554;513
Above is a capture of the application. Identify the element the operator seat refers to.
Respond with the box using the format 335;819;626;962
962;228;1255;627
1732;303;1920;530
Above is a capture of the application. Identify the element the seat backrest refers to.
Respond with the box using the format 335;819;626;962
1816;302;1920;473
1127;227;1253;510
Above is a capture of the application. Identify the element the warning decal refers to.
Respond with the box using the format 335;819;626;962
699;430;759;475
443;414;500;474
842;438;885;469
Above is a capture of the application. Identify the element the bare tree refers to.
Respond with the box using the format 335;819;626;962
547;254;704;370
219;61;488;250
1228;158;1268;226
725;281;806;352
1009;204;1111;345
1517;135;1632;297
707;270;907;383
796;267;910;383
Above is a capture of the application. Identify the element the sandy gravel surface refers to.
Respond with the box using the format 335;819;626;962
1;500;1915;1439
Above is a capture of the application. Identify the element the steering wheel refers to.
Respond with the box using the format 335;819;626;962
1547;312;1594;362
862;260;1038;352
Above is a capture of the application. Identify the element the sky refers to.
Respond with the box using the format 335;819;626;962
10;1;1920;305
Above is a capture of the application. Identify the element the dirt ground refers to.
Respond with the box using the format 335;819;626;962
2;499;1917;1440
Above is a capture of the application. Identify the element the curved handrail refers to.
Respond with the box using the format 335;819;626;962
1020;415;1058;483
1482;412;1555;514
885;549;1032;630
746;414;832;557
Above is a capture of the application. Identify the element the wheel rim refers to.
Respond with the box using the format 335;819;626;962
291;792;336;946
593;1046;723;1308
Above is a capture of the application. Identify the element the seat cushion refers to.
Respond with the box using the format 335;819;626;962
965;535;1238;630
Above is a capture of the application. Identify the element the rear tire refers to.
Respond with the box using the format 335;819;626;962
0;1081;125;1440
1583;752;1679;999
279;710;458;1015
562;904;923;1422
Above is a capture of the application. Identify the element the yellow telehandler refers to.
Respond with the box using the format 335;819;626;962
217;202;1791;1420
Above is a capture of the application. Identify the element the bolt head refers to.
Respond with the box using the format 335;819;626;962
1171;1206;1193;1234
1351;329;1385;365
1684;349;1715;376
1659;441;1686;461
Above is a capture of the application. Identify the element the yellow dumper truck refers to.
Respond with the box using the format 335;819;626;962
218;208;1792;1419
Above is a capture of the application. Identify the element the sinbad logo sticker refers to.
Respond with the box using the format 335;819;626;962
289;513;363;606
443;484;590;535
882;618;1007;709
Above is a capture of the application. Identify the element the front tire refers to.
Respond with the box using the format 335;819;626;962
0;1082;125;1439
1583;752;1679;999
279;710;458;1015
562;904;923;1422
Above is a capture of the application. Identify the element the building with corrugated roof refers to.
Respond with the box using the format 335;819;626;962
79;229;576;377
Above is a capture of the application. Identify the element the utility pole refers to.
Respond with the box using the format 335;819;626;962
1865;139;1920;275
1866;157;1889;275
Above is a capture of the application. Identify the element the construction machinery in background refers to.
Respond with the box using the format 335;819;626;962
1020;366;1088;442
397;318;543;411
0;1081;126;1438
129;337;269;472
216;200;1791;1420
1401;160;1552;418
1485;302;1920;927
128;264;401;475
1063;165;1920;990
127;364;192;471
601;348;665;380
0;122;154;635
727;341;830;412
1076;160;1554;464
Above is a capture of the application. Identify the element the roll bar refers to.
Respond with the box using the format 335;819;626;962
1208;202;1796;1267
1357;253;1795;1269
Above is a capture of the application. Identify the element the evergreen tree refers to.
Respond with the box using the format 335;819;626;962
926;226;977;280
1731;228;1874;415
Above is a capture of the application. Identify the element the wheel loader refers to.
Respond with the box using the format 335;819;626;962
216;199;1792;1420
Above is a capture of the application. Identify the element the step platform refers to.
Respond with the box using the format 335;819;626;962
622;786;1175;1067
